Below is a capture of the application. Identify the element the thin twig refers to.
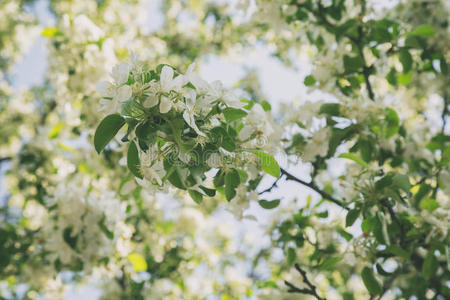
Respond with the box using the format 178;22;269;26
302;1;375;101
258;175;282;195
281;168;348;210
285;263;326;300
380;199;405;246
0;157;11;164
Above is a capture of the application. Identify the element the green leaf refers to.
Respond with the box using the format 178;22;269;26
386;68;397;85
361;217;377;234
127;141;142;179
253;150;280;178
225;169;240;187
225;169;240;201
422;252;438;280
414;184;431;203
446;246;450;272
199;186;216;197
63;227;78;250
392;174;411;193
387;245;410;259
213;171;225;187
384;108;400;138
346;209;360;227
399;49;413;73
223;107;248;123
188;190;203;204
287;247;296;265
397;72;411;86
122;118;138;142
337;228;353;241
420;198;439;212
42;27;59;37
94;114;125;153
410;24;436;38
98;216;114;239
261;100;272;111
128;253;147;272
376;263;394;276
135;121;157;145
167;167;187;190
338;153;367;168
237;170;248;183
319;257;342;270
358;139;372;162
344;55;364;73
304;75;316;86
319;103;341;116
258;199;281;209
375;174;394;190
377;212;390;246
315;210;328;218
361;267;382;295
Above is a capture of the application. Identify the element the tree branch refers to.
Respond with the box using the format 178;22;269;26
0;157;11;164
301;1;375;101
285;263;326;300
380;199;405;246
258;175;282;195
280;168;348;210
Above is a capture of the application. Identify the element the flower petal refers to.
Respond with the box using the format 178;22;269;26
115;85;132;102
183;110;206;137
112;62;130;85
159;96;172;113
160;66;174;92
143;96;158;108
96;81;115;97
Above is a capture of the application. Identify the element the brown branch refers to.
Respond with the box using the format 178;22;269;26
258;175;282;195
301;1;375;101
285;264;326;300
0;157;11;164
281;168;348;210
380;199;405;246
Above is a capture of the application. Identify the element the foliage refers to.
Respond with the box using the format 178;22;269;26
0;0;448;299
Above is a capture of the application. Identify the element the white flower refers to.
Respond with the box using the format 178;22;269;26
97;83;132;113
96;81;116;98
112;62;131;85
96;62;132;113
159;96;172;113
158;66;185;113
160;65;184;93
239;104;273;140
141;162;166;186
302;127;332;161
142;81;160;108
182;91;206;137
206;153;222;168
73;15;104;42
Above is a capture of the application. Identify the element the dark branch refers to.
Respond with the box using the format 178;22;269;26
285;263;326;300
0;157;12;164
258;175;282;195
301;1;375;101
280;168;348;210
380;199;405;246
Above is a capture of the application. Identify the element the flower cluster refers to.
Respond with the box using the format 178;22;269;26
37;176;131;273
95;58;280;205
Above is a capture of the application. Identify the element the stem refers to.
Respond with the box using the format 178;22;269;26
0;157;11;164
380;198;405;246
285;263;326;300
281;168;348;210
302;1;375;101
258;175;282;195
